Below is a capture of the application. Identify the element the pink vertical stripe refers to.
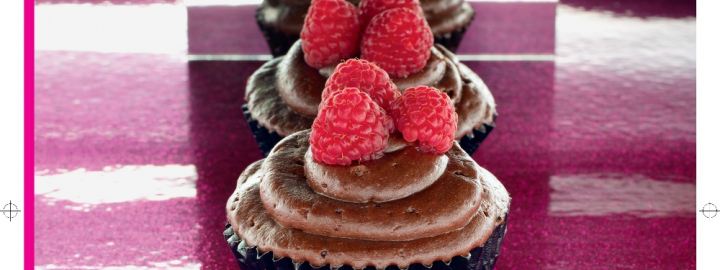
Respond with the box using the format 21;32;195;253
24;0;35;269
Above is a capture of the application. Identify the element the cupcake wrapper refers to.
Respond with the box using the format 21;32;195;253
256;9;300;57
458;122;495;156
223;215;508;270
243;104;284;157
433;26;469;53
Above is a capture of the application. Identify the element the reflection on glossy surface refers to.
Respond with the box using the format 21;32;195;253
35;0;695;269
36;165;197;207
37;0;177;5
556;5;695;146
550;174;694;217
36;196;201;268
562;0;695;18
35;52;193;171
39;261;200;270
37;5;187;54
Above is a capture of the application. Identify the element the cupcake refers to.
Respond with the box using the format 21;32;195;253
245;0;495;156
419;0;475;52
226;86;510;270
256;0;474;56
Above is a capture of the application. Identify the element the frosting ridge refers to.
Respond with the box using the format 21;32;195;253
305;134;449;203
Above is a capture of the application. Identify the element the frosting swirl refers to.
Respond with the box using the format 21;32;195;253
227;131;510;268
305;135;449;203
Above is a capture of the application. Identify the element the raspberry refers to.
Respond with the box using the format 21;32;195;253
391;86;457;154
310;88;392;165
358;0;423;30
361;8;433;78
323;59;400;112
301;0;361;69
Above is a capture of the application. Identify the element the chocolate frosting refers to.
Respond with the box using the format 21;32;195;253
261;132;479;241
422;0;474;35
305;135;449;203
226;131;510;269
257;0;474;37
245;41;495;138
276;42;326;117
245;57;315;136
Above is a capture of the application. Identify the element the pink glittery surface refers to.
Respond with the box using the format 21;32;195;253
35;0;695;269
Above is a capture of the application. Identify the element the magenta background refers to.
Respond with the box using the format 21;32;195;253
34;0;696;269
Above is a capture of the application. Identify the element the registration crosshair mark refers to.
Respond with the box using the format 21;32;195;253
700;202;719;219
1;200;21;222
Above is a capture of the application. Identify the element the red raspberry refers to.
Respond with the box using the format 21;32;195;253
391;86;457;154
361;8;433;78
323;59;400;112
301;0;361;69
358;0;423;30
310;87;392;165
